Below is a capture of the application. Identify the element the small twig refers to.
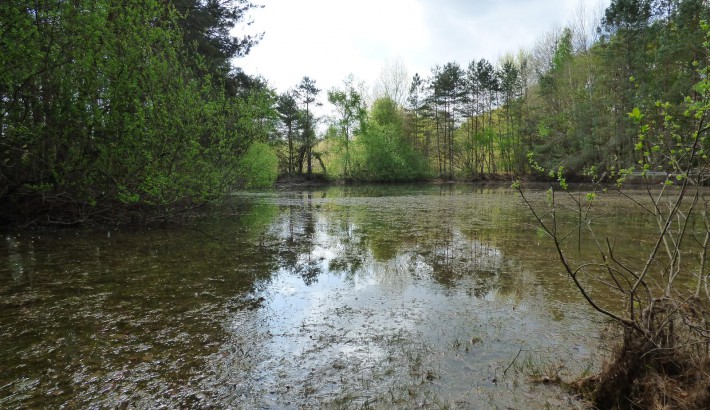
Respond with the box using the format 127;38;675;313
503;346;524;375
614;187;655;215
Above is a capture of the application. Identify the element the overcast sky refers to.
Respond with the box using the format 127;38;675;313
237;0;610;98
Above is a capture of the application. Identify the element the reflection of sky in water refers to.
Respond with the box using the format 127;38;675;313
217;192;603;408
1;186;633;408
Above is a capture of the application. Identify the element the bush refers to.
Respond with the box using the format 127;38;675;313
353;123;429;181
237;142;278;189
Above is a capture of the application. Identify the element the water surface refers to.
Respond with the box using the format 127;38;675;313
1;184;654;408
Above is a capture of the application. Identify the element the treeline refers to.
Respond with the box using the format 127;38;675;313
2;0;708;225
269;0;708;182
0;0;278;225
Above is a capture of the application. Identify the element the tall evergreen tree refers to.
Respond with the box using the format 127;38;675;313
296;77;321;178
475;59;499;173
172;0;263;94
277;92;300;175
431;62;464;179
406;73;426;157
0;0;270;225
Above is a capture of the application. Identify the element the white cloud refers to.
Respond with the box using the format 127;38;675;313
238;0;429;93
236;0;610;99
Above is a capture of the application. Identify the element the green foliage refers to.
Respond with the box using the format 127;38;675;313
237;142;279;188
275;91;300;175
517;20;710;409
4;0;707;225
632;18;710;184
294;76;321;178
628;107;645;122
520;0;710;177
0;0;271;224
551;28;573;72
327;76;367;179
354;123;429;181
342;97;430;181
371;97;403;131
172;0;262;92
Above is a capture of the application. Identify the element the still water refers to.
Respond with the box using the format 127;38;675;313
0;184;652;408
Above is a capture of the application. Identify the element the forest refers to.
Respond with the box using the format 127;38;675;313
3;2;710;408
0;0;709;225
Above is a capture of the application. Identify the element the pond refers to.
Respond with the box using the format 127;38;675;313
0;184;654;408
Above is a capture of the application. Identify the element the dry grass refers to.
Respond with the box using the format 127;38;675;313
569;301;710;410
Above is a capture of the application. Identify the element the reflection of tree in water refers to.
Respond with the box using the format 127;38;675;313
299;195;320;285
325;207;365;279
0;199;285;408
347;193;519;298
427;229;509;297
270;192;327;285
265;190;528;299
3;235;36;286
263;186;619;310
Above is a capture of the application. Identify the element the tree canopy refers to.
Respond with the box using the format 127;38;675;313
0;0;272;225
2;0;709;225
